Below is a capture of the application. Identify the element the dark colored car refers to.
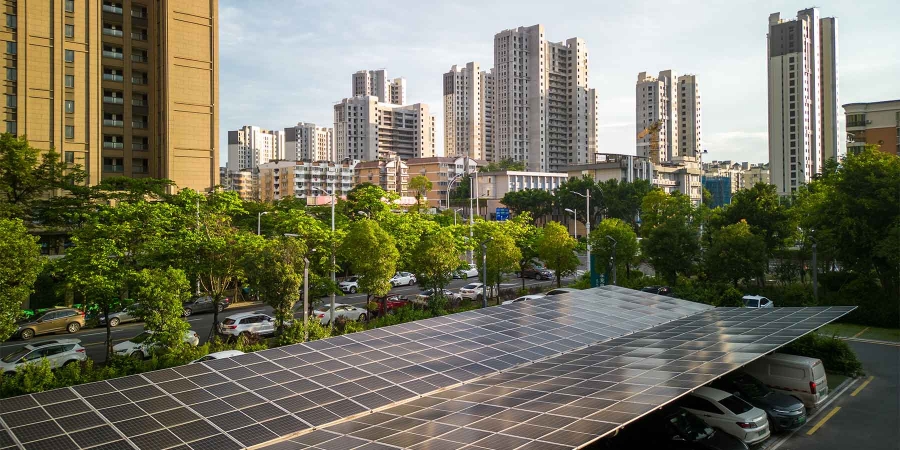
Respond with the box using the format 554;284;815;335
519;264;553;280
98;303;142;327
710;372;807;431
604;407;748;450
641;285;673;296
182;296;230;317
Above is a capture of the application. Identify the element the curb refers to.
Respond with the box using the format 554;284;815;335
760;375;859;450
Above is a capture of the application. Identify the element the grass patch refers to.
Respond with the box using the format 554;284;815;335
818;323;900;343
827;372;848;391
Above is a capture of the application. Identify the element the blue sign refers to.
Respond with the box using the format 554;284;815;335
496;208;510;221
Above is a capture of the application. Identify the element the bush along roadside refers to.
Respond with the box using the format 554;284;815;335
782;333;864;377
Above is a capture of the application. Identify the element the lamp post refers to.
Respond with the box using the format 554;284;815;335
257;211;270;236
808;234;819;302
480;237;492;308
313;185;337;332
572;190;592;284
698;149;709;238
606;235;617;286
454;208;464;226
447;173;463;210
564;208;577;239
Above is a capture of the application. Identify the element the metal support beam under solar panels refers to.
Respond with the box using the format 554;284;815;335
0;287;852;450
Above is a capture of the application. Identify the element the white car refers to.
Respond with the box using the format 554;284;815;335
742;295;774;308
501;294;546;305
453;264;479;279
458;282;488;301
191;350;245;364
678;386;771;446
218;312;276;342
390;272;417;287
113;330;200;360
339;276;360;294
0;339;87;375
545;288;577;296
314;303;368;325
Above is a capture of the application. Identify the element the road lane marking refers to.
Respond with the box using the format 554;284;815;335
850;376;874;397
768;375;861;450
806;406;841;435
852;327;870;338
840;337;900;347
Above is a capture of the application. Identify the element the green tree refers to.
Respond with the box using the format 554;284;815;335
501;189;555;219
537;221;580;287
704;220;768;286
408;175;433;206
0;134;85;221
411;228;461;296
500;213;543;289
599;179;652;229
378;212;439;272
640;190;700;284
245;237;304;333
556;176;602;227
711;182;794;254
339;219;399;312
449;174;471;207
474;231;521;299
0;218;44;341
129;267;192;350
338;183;395;220
479;158;526;173
589;218;639;278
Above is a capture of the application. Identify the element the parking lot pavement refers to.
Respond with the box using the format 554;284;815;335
766;340;899;450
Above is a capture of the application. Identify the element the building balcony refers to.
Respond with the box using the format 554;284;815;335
103;142;124;149
103;51;124;60
131;54;147;63
103;74;124;82
102;5;123;14
131;77;147;85
131;9;146;18
131;32;147;41
103;96;124;104
132;121;147;129
846;120;869;128
102;28;123;37
132;98;146;106
103;119;124;127
132;143;148;151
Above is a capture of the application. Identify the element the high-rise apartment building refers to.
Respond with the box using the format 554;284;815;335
768;8;842;195
844;100;899;156
352;69;406;104
285;122;334;161
480;69;495;162
636;70;701;163
226;126;284;171
493;24;599;172
443;62;493;160
333;96;435;162
4;1;219;191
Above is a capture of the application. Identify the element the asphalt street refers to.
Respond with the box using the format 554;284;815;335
1;274;565;364
768;340;899;450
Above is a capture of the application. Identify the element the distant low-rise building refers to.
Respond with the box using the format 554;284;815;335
743;163;770;189
405;157;482;209
653;158;703;205
844;100;900;156
702;176;733;208
563;154;653;184
219;168;257;200
477;170;568;218
353;157;410;197
258;160;356;203
333;96;436;162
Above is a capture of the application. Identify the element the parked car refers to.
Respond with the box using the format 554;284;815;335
371;295;412;314
338;276;360;294
313;303;368;325
415;289;455;303
545;288;576;296
710;372;807;431
390;272;417;287
519;264;554;280
742;295;774;308
677;387;770;446
458;282;487;301
0;339;87;375
191;350;245;364
641;285;674;296
453;264;479;279
113;330;200;360
501;294;546;305
607;407;748;450
742;353;829;409
14;308;85;340
98;303;143;328
218;312;277;343
182;296;230;317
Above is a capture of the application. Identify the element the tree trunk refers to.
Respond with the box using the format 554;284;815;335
556;273;561;288
210;295;221;341
104;307;112;361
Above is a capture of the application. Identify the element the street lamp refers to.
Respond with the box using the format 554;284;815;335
479;237;492;308
312;186;337;333
572;190;592;284
807;234;819;302
564;208;577;239
447;173;464;210
453;208;464;226
606;235;617;286
284;233;309;341
257;211;270;235
699;149;709;238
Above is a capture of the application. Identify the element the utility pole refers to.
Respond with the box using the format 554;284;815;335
257;211;270;236
480;237;492;308
811;242;818;302
606;235;617;286
303;257;309;342
573;190;592;284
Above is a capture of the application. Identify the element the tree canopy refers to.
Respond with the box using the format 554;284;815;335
537;221;580;287
501;189;555;219
589;218;639;278
704;220;768;286
0;218;43;341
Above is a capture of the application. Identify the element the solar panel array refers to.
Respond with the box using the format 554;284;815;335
0;287;710;450
261;305;854;450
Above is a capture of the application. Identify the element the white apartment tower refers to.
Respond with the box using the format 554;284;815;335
768;8;842;195
334;96;435;162
493;24;599;172
352;69;407;105
678;75;702;158
226;126;285;171
480;69;496;162
636;71;702;162
443;62;493;160
285;123;334;162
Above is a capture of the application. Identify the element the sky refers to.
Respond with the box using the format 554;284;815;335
219;0;900;166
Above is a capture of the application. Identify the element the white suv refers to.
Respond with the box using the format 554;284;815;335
339;276;360;294
113;330;200;359
458;282;491;301
218;312;276;343
0;339;87;375
390;272;417;287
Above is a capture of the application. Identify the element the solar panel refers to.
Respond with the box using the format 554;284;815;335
1;287;843;450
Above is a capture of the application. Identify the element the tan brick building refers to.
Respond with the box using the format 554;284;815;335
845;100;899;156
3;0;219;192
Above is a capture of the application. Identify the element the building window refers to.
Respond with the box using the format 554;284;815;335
64;151;75;164
5;121;15;134
5;14;15;29
65;126;75;139
65;50;75;63
65;100;75;113
5;94;15;108
65;24;74;38
5;42;15;55
132;158;148;174
103;157;124;173
65;0;75;12
65;75;74;88
5;68;15;81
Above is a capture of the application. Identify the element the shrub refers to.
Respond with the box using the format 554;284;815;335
783;333;863;377
276;320;332;346
0;360;56;397
427;295;449;316
716;287;745;307
569;271;591;289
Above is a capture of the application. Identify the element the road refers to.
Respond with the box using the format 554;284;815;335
769;340;899;450
1;274;566;364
